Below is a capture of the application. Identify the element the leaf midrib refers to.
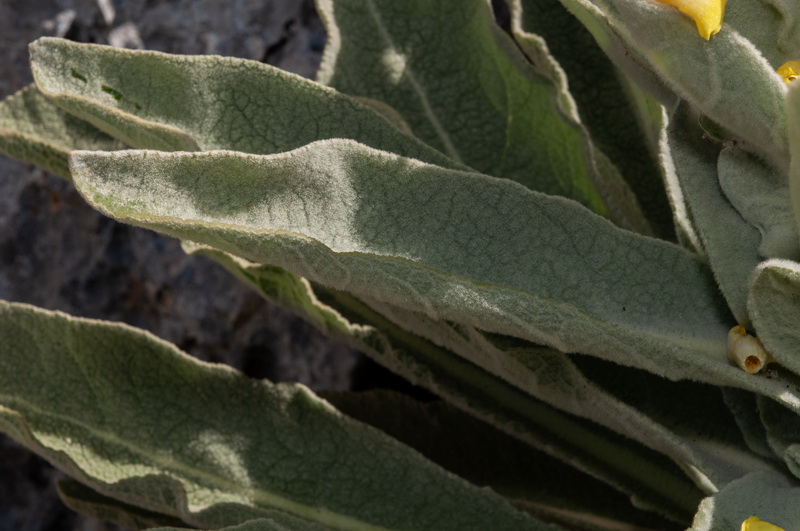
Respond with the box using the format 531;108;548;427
364;0;464;164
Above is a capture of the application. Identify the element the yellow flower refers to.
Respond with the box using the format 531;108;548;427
777;61;800;84
741;516;785;531
656;0;726;40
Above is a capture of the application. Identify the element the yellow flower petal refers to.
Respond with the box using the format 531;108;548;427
777;61;800;84
656;0;727;40
741;516;785;531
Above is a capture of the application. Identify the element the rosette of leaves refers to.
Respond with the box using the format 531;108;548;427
2;0;800;529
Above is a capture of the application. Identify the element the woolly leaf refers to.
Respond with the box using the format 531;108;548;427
29;37;462;169
69;142;800;417
0;84;123;179
316;0;651;231
0;300;551;530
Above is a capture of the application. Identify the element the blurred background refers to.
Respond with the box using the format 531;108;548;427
0;1;369;528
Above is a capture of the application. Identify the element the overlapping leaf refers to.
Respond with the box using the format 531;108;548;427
749;259;800;377
0;84;124;178
68;141;800;417
511;0;672;239
316;0;652;233
0;300;552;530
319;293;704;522
68;141;726;374
359;298;775;492
28;37;462;169
718;148;799;261
660;105;761;325
553;0;790;169
322;389;682;530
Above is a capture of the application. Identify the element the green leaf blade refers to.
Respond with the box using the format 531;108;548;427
661;104;762;326
28;37;462;170
70;140;800;404
748;259;800;377
317;0;650;226
511;0;673;239
0;300;553;530
557;0;790;168
0;84;124;178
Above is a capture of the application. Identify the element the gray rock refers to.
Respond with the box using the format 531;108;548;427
0;1;363;529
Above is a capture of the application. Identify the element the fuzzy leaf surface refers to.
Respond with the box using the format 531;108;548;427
661;105;761;325
555;0;790;168
181;245;707;519
0;300;551;531
748;259;800;377
718;148;800;261
0;84;123;178
28;37;461;169
316;0;651;228
510;0;672;238
69;141;800;415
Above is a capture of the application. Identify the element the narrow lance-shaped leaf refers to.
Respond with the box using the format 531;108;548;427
661;104;761;326
28;37;463;170
0;84;124;179
313;290;705;522
320;389;679;530
0;300;553;531
69;141;800;414
316;0;652;233
358;297;772;494
180;245;706;519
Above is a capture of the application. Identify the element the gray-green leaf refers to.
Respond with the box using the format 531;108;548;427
316;0;650;231
748;259;800;378
510;0;672;238
718;147;799;261
28;37;461;170
661;104;761;326
0;300;553;530
556;0;790;169
69;141;800;416
0;84;124;179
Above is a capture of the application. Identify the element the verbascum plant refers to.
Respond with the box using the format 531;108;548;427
1;0;799;529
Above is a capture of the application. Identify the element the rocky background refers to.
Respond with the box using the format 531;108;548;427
0;1;369;529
